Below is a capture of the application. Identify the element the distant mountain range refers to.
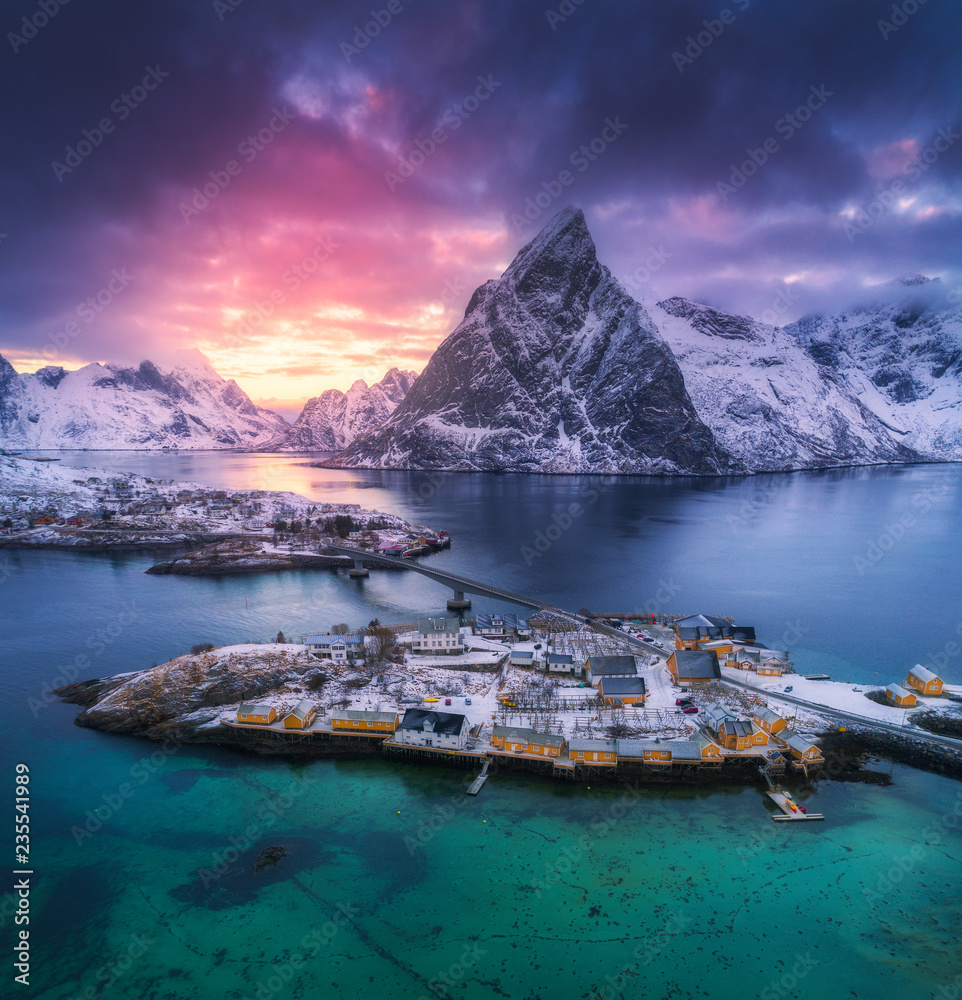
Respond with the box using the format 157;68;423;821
0;353;418;452
325;207;961;474
0;354;289;450
262;368;417;451
3;207;959;471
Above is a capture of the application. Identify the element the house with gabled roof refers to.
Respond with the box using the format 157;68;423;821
906;664;944;697
585;655;636;685
667;649;721;686
283;700;317;730
598;676;647;705
885;683;917;708
395;709;468;749
753;706;788;736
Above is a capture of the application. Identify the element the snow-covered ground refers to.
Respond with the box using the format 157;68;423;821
0;455;439;550
720;664;957;727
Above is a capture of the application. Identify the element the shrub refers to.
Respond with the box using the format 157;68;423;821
191;643;215;655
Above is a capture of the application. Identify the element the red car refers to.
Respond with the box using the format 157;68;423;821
682;705;699;714
444;698;452;705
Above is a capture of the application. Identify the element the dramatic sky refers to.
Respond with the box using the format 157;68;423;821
2;0;960;416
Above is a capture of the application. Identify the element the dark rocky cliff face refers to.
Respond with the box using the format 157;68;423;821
327;207;732;474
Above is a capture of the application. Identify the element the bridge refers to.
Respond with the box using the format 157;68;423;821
323;543;572;615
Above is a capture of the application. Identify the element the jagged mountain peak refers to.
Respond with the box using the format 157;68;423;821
886;272;937;287
262;367;419;452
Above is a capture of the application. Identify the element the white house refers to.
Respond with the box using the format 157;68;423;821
412;617;464;655
394;709;469;750
301;633;365;661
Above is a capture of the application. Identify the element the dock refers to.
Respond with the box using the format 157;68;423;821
766;789;824;822
467;759;491;796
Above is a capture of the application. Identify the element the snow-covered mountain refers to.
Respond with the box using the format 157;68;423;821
652;297;917;471
785;278;962;461
0;353;288;450
327;207;731;474
263;368;418;451
326;208;960;475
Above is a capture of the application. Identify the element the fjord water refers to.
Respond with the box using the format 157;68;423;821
4;453;962;1000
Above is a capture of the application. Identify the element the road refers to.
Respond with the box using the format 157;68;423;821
722;675;962;752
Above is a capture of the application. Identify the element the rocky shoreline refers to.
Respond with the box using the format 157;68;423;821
54;649;962;788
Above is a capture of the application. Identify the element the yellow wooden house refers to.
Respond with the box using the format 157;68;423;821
774;731;825;766
716;719;756;751
615;739;672;765
283;700;317;730
906;665;944;697
567;738;618;766
885;684;917;708
331;710;400;734
756;661;783;677
752;707;788;736
491;726;565;757
236;703;277;725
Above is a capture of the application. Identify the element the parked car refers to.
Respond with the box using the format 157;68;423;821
444;698;452;705
682;705;699;714
675;697;691;706
784;685;793;693
465;697;472;705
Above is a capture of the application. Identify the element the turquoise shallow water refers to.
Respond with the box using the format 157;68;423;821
4;455;962;999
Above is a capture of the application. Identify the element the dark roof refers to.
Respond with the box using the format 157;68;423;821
547;653;573;664
730;625;756;643
670;649;721;680
587;655;637;676
398;709;467;735
598;677;647;696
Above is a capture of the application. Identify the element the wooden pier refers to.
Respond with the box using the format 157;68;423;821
767;789;824;822
467;760;491;795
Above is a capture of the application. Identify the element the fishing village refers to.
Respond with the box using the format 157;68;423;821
58;586;962;824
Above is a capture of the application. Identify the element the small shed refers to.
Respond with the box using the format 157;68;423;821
283;700;317;730
510;650;535;667
885;684;917;708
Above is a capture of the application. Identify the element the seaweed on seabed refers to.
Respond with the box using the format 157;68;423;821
253;844;287;871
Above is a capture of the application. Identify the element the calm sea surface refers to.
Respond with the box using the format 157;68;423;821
3;452;962;999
